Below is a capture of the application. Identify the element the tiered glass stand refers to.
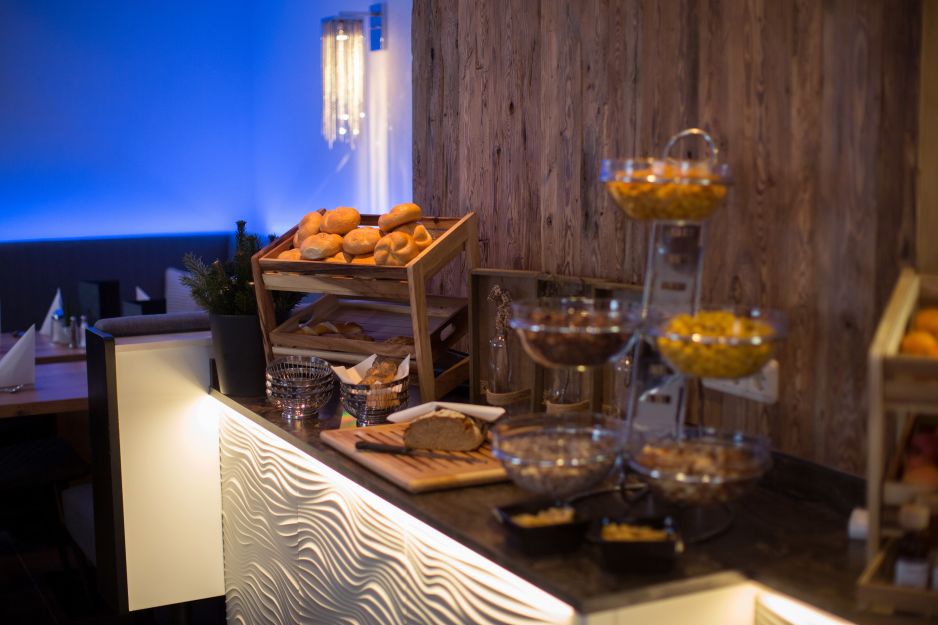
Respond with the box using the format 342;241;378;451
600;129;784;541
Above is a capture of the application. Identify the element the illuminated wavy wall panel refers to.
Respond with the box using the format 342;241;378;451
218;405;576;625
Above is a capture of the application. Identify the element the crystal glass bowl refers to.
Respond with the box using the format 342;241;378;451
651;308;785;379
628;427;771;506
491;412;625;500
509;298;641;368
265;356;335;419
601;158;731;222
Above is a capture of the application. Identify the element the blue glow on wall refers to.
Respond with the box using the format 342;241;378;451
0;0;412;243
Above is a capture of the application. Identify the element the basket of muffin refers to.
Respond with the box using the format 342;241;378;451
258;203;467;269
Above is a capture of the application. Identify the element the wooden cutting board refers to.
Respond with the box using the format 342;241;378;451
320;422;508;493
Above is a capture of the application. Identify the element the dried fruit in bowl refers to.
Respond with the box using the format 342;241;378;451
656;310;776;378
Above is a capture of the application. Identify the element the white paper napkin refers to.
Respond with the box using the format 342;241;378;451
135;286;151;301
0;325;35;388
39;288;62;336
331;354;410;384
387;402;504;424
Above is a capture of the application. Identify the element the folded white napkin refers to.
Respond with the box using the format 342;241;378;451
39;288;62;336
135;286;151;301
331;354;410;385
0;325;35;388
388;402;504;424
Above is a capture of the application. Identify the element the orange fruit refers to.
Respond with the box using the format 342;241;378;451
901;331;938;357
912;308;938;339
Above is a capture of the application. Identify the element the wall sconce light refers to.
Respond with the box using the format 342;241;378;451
322;3;386;149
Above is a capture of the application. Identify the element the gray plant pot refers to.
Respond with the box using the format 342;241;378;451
209;313;266;397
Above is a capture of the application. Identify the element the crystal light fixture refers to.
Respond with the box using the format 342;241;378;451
321;4;386;149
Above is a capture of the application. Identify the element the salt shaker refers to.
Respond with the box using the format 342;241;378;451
51;309;67;345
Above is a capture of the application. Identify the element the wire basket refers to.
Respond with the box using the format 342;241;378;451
340;375;410;426
266;356;336;420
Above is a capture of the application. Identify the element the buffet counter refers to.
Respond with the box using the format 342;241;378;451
210;390;905;625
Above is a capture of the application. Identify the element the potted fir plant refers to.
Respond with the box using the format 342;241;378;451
182;220;301;396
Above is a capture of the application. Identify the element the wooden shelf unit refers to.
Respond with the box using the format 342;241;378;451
861;267;938;616
252;212;480;401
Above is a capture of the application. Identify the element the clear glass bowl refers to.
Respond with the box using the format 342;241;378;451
509;298;641;368
340;375;409;426
601;158;731;222
491;412;625;500
265;356;335;419
628;427;771;506
651;308;785;379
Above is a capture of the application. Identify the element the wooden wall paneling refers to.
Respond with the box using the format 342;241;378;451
412;0;922;473
918;0;938;273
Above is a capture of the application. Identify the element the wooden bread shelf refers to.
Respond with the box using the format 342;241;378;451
863;268;938;617
270;295;468;360
858;538;938;618
253;212;480;401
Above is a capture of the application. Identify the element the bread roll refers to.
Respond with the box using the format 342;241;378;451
300;233;343;260
392;222;433;250
322;207;361;235
374;231;420;266
342;227;382;254
378;203;421;231
403;409;484;451
293;211;323;247
278;248;302;260
350;253;376;265
323;251;354;263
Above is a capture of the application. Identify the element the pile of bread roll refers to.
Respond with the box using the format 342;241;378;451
276;204;433;266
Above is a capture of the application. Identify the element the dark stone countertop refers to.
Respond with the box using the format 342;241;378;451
212;390;914;624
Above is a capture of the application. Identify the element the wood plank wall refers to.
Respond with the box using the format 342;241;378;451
412;0;921;474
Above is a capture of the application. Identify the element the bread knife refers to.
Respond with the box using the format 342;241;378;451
354;440;483;464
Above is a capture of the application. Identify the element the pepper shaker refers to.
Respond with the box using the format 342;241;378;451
69;315;79;349
78;315;88;349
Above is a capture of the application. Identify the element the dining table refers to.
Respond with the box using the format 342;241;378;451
0;360;88;419
0;331;86;364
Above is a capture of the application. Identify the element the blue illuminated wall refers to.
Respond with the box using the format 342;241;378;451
0;0;412;243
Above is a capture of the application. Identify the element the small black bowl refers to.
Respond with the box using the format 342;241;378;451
494;501;590;557
588;516;683;574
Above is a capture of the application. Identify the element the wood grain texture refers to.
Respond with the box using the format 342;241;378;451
412;0;922;473
919;0;938;273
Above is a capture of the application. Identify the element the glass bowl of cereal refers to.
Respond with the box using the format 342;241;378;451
628;427;771;506
652;308;785;379
492;412;626;500
510;298;642;369
601;158;731;222
601;128;732;223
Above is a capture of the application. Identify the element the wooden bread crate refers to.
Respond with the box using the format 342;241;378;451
861;268;938;617
252;212;479;401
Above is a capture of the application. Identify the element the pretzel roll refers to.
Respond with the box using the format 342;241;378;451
300;233;343;260
377;203;421;232
321;207;361;235
374;231;420;266
392;222;433;250
342;227;382;255
293;211;323;247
